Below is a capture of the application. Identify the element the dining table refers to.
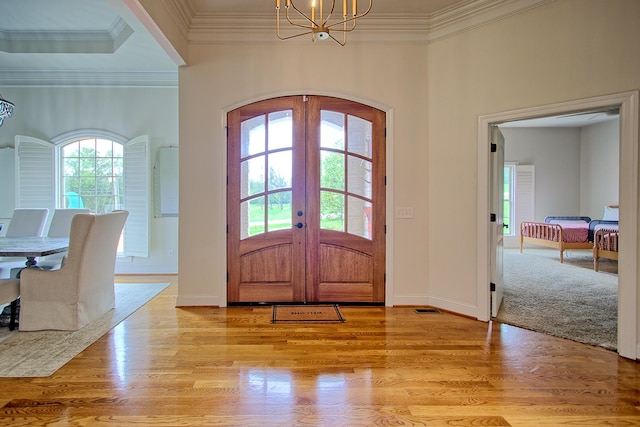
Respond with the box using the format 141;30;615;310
0;236;69;269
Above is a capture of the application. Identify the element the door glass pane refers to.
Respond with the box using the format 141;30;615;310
320;191;344;231
268;151;292;191
347;196;372;239
241;156;265;199
321;111;345;149
268;191;292;231
241;115;266;158
241;196;265;239
320;151;344;190
268;110;293;150
347;155;372;199
347;115;372;159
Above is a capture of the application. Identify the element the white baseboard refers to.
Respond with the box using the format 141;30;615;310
175;295;222;307
393;295;479;319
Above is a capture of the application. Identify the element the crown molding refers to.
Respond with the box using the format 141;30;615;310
163;0;552;45
428;0;554;42
161;0;194;39
187;13;431;45
0;69;178;87
0;17;133;54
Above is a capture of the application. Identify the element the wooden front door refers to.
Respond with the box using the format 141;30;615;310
227;96;385;304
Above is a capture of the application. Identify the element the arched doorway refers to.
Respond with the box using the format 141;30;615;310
227;96;386;304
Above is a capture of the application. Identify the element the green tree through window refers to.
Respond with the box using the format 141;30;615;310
61;138;124;213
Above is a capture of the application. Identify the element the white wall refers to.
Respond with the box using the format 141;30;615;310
177;43;430;306
426;0;639;344
502;120;620;221
0;86;179;274
581;119;620;219
502;127;582;221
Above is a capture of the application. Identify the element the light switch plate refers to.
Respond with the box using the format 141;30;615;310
395;207;414;219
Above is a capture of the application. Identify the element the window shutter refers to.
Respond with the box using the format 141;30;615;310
515;165;535;236
15;135;55;211
123;135;149;257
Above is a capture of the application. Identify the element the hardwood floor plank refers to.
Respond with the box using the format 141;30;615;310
0;275;638;426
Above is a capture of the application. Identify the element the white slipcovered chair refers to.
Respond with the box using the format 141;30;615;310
4;208;49;238
18;210;128;331
35;208;91;270
0;208;49;279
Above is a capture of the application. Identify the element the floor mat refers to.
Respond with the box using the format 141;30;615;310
272;304;344;323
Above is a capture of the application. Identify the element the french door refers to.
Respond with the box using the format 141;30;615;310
227;96;386;304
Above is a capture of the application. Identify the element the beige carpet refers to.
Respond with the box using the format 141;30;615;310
272;304;345;323
0;282;169;377
497;248;617;350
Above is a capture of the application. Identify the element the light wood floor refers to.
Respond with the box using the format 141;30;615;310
0;275;638;426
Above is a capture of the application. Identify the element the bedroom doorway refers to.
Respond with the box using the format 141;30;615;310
479;91;639;360
226;95;387;304
497;112;619;349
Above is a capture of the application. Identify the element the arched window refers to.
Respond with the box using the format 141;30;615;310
59;138;124;213
15;131;149;257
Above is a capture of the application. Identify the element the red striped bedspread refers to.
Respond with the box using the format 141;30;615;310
523;221;589;243
549;221;589;242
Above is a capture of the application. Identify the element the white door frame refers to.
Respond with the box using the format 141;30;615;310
477;91;639;360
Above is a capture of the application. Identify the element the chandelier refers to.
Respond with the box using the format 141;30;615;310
0;94;14;127
276;0;373;46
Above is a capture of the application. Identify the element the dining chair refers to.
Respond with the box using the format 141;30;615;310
35;208;91;270
0;208;50;279
4;208;49;237
19;211;129;331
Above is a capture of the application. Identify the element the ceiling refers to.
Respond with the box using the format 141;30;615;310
0;0;616;128
0;0;179;86
0;0;467;87
500;109;620;128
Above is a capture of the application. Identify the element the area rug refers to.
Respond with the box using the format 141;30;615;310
497;249;617;350
272;304;344;323
0;282;169;377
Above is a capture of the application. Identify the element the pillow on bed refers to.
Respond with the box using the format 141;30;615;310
602;205;619;221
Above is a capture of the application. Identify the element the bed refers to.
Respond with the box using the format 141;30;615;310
593;228;619;272
519;206;619;263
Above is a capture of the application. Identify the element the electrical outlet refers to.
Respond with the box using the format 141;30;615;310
395;207;414;219
167;249;174;257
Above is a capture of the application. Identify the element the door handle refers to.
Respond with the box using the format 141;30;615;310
295;222;304;228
